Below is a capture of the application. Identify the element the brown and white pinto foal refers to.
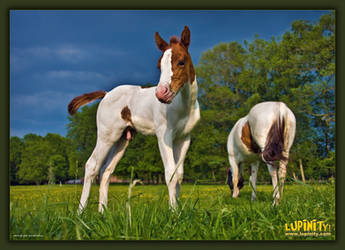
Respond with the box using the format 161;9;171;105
227;102;296;205
68;26;200;213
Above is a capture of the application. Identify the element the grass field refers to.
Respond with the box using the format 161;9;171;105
9;182;335;240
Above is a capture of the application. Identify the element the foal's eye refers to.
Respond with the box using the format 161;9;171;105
178;61;185;66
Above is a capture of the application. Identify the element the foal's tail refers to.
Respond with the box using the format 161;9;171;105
262;111;288;165
68;90;107;115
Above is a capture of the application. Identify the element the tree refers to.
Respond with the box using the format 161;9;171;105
10;136;23;184
13;133;71;185
17;134;50;184
49;154;69;183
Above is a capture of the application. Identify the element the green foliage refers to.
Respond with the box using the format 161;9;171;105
10;136;24;184
17;134;50;185
49;154;69;183
15;133;71;185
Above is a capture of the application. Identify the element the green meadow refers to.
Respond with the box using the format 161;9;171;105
10;182;335;240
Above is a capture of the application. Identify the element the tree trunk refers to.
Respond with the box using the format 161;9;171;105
211;169;216;182
299;159;306;184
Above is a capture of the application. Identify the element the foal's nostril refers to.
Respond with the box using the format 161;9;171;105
155;83;174;104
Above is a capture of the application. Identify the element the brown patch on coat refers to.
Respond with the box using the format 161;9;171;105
68;90;106;115
262;117;288;163
121;106;132;124
121;106;136;140
241;121;260;153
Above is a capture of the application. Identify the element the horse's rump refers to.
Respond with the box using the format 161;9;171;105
262;117;287;164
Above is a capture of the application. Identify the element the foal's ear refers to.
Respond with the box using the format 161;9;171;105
155;32;169;52
180;26;191;50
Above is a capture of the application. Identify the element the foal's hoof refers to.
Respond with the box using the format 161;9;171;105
98;204;107;213
232;189;240;198
272;199;280;206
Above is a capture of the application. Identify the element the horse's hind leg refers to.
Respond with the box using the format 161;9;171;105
98;137;129;213
249;161;259;201
267;164;280;206
228;155;240;198
78;138;115;214
278;151;289;198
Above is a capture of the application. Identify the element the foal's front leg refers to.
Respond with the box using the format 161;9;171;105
157;131;179;209
173;135;191;202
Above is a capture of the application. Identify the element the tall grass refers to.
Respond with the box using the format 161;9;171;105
9;182;335;240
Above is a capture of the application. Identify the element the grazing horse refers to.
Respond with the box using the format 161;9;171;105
68;26;200;213
227;102;296;205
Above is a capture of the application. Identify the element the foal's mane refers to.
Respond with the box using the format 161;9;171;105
169;36;180;44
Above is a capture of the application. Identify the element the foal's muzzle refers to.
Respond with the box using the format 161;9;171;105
155;83;175;104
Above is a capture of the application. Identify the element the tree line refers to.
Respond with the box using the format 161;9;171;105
10;12;335;185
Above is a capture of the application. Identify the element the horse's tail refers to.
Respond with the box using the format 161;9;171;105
262;108;288;165
68;90;107;115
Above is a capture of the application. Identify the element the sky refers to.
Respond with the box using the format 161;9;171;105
10;10;330;138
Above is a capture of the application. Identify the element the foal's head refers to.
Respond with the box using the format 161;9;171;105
154;26;195;104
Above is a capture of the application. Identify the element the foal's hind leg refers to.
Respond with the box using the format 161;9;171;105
78;138;114;214
98;137;129;213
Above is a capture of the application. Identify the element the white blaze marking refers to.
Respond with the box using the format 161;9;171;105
159;48;173;85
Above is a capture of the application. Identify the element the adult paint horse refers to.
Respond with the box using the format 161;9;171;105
227;102;296;205
68;26;200;213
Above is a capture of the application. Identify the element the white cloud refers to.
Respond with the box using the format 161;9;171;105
11;44;126;67
55;46;86;63
12;91;75;113
12;45;86;63
44;70;107;81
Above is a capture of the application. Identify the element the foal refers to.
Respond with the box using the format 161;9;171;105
227;102;296;205
68;26;200;213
